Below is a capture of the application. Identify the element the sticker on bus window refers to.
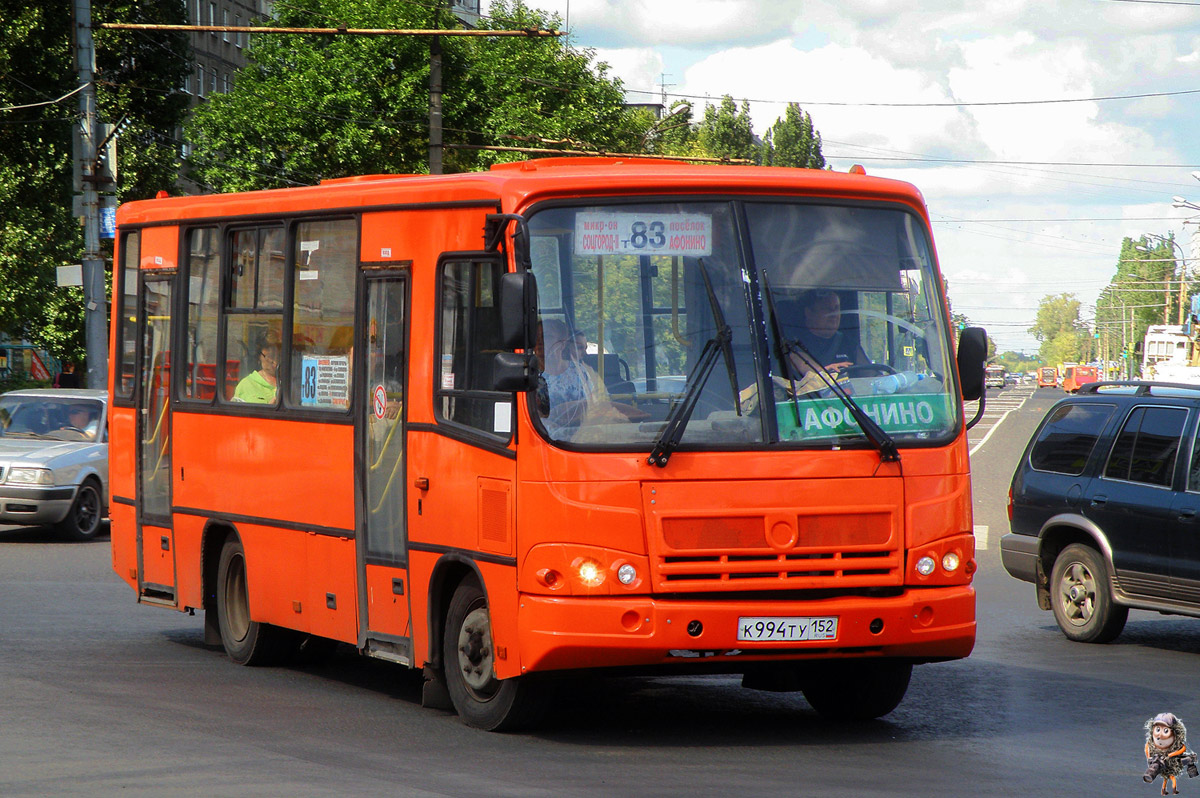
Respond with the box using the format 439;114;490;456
574;212;712;257
494;402;511;434
300;354;350;408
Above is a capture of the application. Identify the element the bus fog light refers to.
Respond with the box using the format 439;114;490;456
916;556;936;576
576;558;605;587
616;563;637;585
942;552;960;572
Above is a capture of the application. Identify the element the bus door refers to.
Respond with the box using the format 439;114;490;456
136;273;177;605
356;272;413;661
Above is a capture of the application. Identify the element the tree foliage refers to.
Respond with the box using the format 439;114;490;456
185;0;644;189
695;95;756;163
761;103;824;168
1094;236;1179;373
0;0;188;362
1030;292;1086;366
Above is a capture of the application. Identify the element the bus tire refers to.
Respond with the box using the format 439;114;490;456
801;659;912;720
216;537;294;666
57;479;104;541
442;576;547;731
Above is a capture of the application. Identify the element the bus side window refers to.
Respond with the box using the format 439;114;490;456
288;219;355;410
436;258;511;438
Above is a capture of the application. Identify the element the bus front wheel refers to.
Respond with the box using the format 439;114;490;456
216;537;294;666
442;576;547;731
801;659;912;720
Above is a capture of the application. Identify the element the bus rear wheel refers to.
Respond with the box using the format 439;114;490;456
442;576;547;731
801;659;912;720
216;537;295;666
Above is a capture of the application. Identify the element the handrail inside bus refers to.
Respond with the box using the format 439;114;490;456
671;257;690;347
596;257;605;363
370;440;405;515
369;411;403;472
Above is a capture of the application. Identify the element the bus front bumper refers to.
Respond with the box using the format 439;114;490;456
515;585;975;674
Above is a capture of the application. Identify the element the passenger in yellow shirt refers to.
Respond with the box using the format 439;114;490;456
234;344;279;403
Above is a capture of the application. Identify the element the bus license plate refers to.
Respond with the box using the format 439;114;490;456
737;616;838;642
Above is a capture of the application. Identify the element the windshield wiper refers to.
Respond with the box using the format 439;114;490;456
760;275;899;463
648;260;741;467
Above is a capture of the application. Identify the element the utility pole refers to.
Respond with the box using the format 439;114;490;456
429;34;442;174
74;0;108;389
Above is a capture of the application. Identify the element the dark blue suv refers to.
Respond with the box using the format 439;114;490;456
1001;381;1200;642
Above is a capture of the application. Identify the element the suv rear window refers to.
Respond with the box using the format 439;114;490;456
1103;405;1188;487
1029;403;1116;475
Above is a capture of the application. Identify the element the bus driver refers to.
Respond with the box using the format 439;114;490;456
791;289;869;376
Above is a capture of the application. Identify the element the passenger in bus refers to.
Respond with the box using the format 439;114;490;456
534;318;628;439
791;289;869;376
233;343;280;403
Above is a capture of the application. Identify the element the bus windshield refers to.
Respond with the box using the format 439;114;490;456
525;199;959;451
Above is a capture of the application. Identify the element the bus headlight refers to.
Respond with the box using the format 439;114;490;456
915;556;936;576
616;563;637;585
942;552;961;572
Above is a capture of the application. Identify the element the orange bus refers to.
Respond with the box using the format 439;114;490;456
109;159;986;730
1061;365;1099;392
1037;366;1057;388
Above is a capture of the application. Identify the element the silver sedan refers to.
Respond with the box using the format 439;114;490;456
0;389;107;540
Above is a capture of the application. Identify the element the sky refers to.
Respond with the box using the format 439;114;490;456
489;0;1200;354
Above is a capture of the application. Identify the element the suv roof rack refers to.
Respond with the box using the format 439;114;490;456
1077;380;1200;396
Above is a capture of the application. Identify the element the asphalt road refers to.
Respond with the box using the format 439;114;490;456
3;385;1199;797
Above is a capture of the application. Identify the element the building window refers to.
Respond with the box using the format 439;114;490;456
235;15;243;47
209;1;217;33
197;68;205;98
223;72;230;93
222;9;229;41
210;69;217;94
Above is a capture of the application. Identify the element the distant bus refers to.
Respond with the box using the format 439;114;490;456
984;365;1006;389
1061;365;1099;392
1142;324;1189;379
108;159;986;730
1037;367;1057;388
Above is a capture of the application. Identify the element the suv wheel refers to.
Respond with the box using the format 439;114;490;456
1049;543;1128;643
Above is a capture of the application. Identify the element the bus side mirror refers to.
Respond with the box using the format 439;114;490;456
499;271;537;351
492;351;539;392
957;327;987;402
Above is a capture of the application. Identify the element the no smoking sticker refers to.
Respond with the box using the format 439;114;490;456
372;385;387;420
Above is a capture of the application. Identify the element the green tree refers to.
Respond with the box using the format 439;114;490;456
1030;293;1085;365
761;103;824;168
695;95;756;163
0;0;188;363
186;0;646;189
1095;236;1177;374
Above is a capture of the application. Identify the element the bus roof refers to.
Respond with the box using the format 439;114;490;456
115;159;930;227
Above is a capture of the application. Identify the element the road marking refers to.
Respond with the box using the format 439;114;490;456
969;390;1032;457
974;524;988;550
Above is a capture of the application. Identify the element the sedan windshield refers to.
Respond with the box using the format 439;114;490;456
525;199;959;451
0;397;104;442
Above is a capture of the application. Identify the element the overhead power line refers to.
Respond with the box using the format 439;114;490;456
0;83;89;113
623;86;1200;109
102;23;561;37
